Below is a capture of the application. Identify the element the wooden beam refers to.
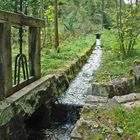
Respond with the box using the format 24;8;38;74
29;27;41;80
0;23;12;99
0;10;45;27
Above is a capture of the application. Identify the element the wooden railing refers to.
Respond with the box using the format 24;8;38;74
0;10;45;100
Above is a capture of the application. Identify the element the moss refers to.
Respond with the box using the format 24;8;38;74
85;133;104;140
0;107;14;125
81;108;105;121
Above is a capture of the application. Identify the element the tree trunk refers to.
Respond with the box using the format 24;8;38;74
102;0;105;28
54;0;59;50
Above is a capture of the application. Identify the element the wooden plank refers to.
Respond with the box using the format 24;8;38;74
29;27;41;80
12;77;35;94
0;10;45;27
0;23;12;99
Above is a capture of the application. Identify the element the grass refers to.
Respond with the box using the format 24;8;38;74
94;29;140;82
81;106;140;140
41;33;95;76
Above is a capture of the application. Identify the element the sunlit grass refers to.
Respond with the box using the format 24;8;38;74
41;33;95;76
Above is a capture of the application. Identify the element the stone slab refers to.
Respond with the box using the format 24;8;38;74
123;100;140;109
92;77;135;98
85;95;108;104
112;93;140;103
71;118;99;139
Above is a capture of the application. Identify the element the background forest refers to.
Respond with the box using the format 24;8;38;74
0;0;111;48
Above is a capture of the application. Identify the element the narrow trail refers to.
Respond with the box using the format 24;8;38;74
59;44;103;105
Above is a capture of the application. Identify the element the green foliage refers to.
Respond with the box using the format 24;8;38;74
44;5;55;48
109;106;140;138
0;0;15;11
114;2;140;56
59;0;104;36
94;29;140;82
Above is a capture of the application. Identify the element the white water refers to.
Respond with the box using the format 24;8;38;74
58;42;103;105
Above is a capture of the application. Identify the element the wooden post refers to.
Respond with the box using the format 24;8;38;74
0;23;12;99
29;27;41;80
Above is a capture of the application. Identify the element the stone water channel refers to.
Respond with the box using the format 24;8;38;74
44;41;103;140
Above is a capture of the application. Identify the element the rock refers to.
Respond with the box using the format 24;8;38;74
112;93;140;104
71;118;100;139
123;100;140;109
133;60;140;85
92;82;109;97
92;77;135;98
85;95;108;104
84;95;109;109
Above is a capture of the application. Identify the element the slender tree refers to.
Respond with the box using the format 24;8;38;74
102;0;104;28
54;0;59;50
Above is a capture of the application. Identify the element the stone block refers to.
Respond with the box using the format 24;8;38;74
133;61;140;85
71;118;99;139
85;95;108;104
112;93;140;103
92;77;135;98
123;100;140;109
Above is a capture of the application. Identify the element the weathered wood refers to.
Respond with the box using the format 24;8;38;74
29;27;41;80
12;77;34;94
0;10;43;98
0;10;45;27
0;23;12;99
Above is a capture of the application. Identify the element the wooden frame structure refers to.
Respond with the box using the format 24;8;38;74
0;10;45;100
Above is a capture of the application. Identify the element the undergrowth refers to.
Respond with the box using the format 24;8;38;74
83;106;140;140
94;29;140;82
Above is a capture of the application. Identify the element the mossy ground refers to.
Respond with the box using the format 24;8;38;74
80;106;140;140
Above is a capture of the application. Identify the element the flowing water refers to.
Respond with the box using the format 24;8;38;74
44;40;103;140
58;45;103;105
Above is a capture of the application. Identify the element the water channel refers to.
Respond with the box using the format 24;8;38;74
43;40;103;140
